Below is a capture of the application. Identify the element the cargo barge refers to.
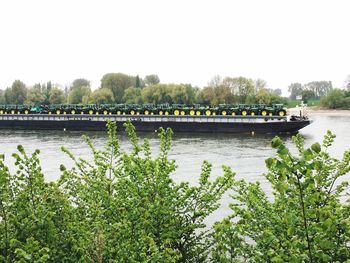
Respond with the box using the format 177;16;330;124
0;114;311;134
0;103;312;133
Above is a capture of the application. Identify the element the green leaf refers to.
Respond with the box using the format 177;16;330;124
265;157;275;168
271;136;283;148
311;142;321;153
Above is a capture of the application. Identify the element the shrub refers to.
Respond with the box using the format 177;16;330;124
212;131;350;262
1;122;350;262
320;89;345;108
0;121;234;262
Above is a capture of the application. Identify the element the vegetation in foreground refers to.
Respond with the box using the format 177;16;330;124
1;121;350;262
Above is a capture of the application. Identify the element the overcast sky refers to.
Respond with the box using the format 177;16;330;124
0;0;349;94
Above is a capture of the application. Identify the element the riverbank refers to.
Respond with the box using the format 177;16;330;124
288;107;350;117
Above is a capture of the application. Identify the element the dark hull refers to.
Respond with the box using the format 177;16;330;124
0;114;311;134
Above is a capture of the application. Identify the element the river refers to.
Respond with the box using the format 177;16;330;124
0;114;349;221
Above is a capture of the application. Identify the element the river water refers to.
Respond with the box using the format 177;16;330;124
0;114;349;221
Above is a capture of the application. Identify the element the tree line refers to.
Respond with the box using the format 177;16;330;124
287;76;350;109
288;81;333;101
1;73;350;108
0;73;285;106
1;122;350;262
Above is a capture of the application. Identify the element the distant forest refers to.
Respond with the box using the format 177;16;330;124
0;73;350;108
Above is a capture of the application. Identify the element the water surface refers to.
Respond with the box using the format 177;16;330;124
0;115;349;221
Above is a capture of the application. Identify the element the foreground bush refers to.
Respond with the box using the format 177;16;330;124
212;131;350;262
0;121;350;262
0;121;234;262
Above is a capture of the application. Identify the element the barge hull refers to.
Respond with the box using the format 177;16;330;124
0;116;311;134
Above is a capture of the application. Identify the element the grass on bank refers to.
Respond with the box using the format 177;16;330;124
285;99;320;108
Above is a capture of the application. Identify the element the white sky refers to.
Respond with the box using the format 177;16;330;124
0;0;349;95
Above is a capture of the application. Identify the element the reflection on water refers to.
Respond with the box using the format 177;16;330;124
0;115;349;221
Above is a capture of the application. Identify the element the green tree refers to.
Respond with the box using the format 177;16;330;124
233;77;255;103
122;87;142;103
64;86;69;98
200;76;238;105
70;78;90;91
26;85;45;105
11;80;27;104
320;89;345;108
46;81;52;91
4;87;13;104
169;84;197;104
49;87;65;104
212;132;350;262
216;85;235;104
67;86;91;104
198;86;216;105
41;82;53;104
219;76;255;103
221;77;239;102
302;89;315;103
288;82;303;100
272;88;282;96
101;73;135;103
144;74;160;86
256;88;277;104
304;81;332;99
141;84;172;104
135;75;145;88
0;90;5;104
89;88;114;104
